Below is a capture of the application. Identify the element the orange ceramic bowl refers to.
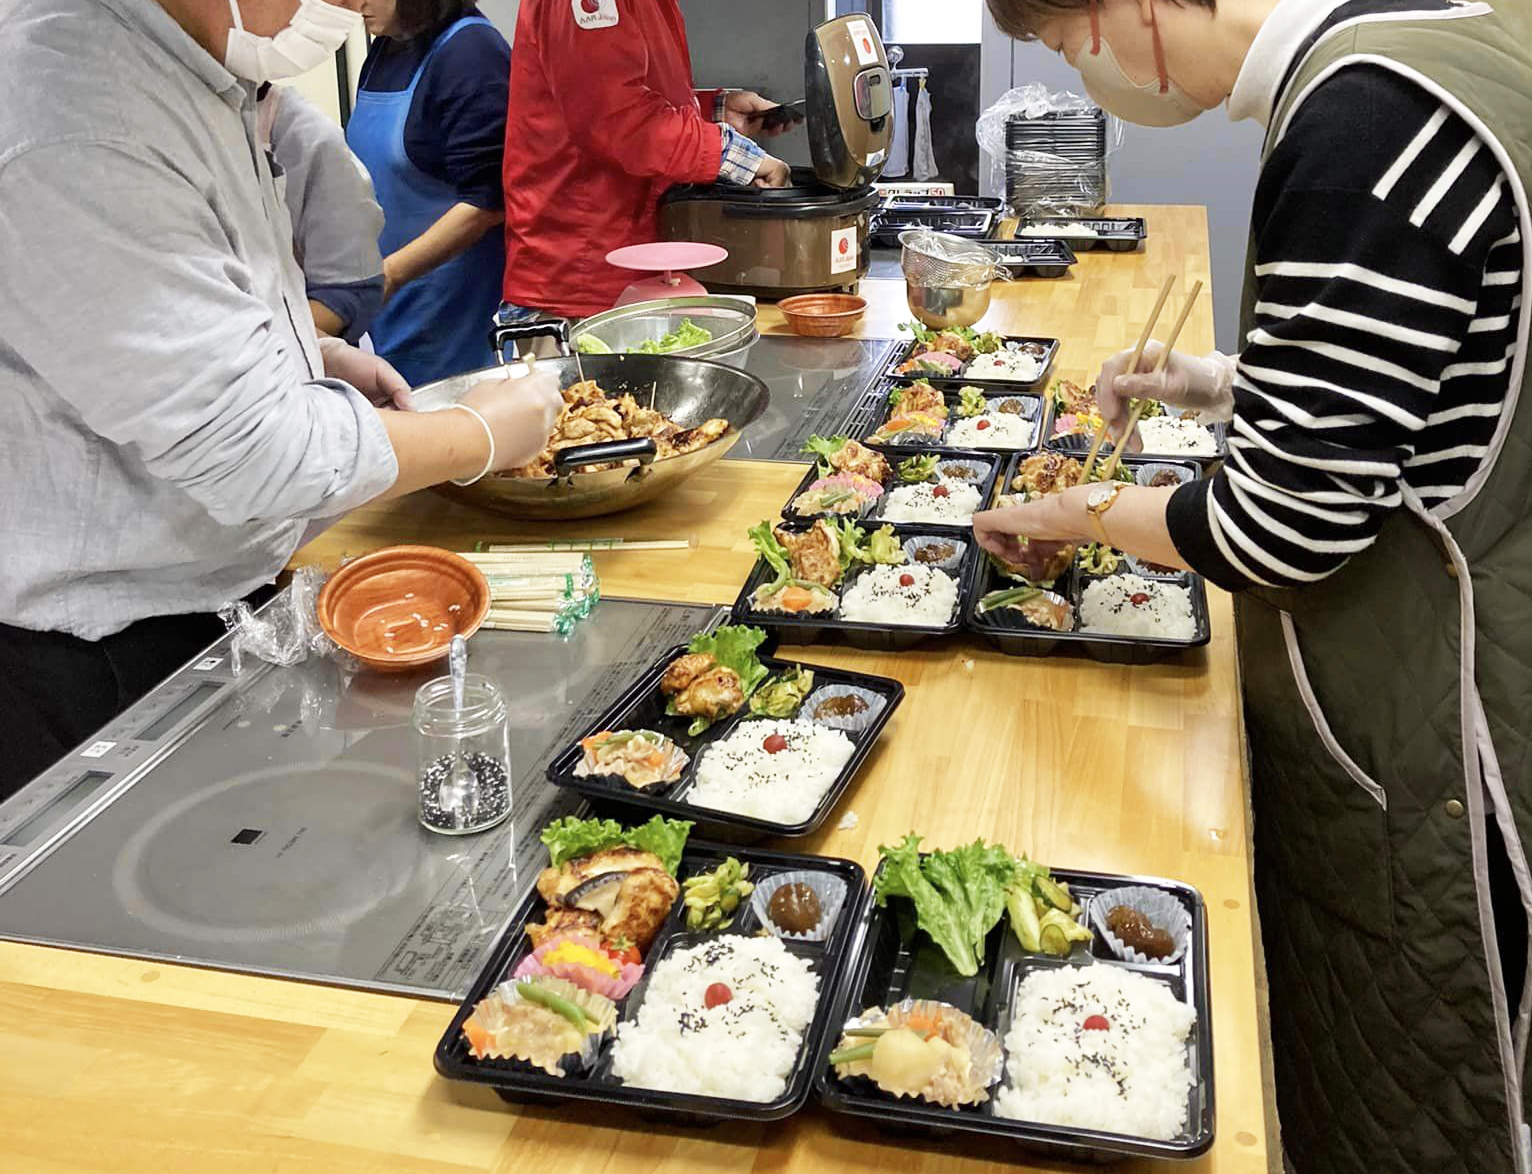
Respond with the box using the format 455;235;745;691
317;545;490;672
777;293;868;338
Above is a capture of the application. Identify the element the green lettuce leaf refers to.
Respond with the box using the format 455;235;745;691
898;319;936;344
874;833;1021;976
887;385;905;409
575;333;613;354
540;814;693;875
686;624;769;697
748;520;792;589
801;434;849;474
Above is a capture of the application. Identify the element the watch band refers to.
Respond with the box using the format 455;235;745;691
1087;482;1126;545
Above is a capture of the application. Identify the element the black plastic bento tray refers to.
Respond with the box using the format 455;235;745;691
859;386;1051;456
880;195;1006;213
732;523;978;652
1046;409;1227;466
434;841;870;1124
967;453;1211;664
545;644;903;842
981;238;1077;278
814;862;1215;1162
870;208;996;245
1014;216;1147;251
784;447;1001;531
886;335;1060;394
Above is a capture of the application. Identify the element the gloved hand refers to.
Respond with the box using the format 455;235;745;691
754;155;792;188
1096;340;1237;444
318;337;412;410
458;366;565;473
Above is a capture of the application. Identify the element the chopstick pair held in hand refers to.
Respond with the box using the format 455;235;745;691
1082;277;1203;482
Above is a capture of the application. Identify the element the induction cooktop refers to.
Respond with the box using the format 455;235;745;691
0;599;720;1000
723;334;897;461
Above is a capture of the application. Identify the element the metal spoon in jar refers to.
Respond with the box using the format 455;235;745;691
441;634;478;827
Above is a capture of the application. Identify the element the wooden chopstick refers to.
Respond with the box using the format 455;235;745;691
1098;279;1205;483
479;539;692;553
1082;275;1176;481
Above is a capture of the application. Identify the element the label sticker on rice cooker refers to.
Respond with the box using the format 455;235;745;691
846;19;878;65
830;227;858;275
572;0;618;31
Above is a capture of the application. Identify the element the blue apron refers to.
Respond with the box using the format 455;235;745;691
346;16;504;387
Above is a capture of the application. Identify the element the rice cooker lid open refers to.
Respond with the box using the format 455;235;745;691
805;15;893;190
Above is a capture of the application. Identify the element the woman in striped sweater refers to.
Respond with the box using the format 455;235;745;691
975;1;1532;1171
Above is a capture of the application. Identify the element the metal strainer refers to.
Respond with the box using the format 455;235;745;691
900;230;1006;329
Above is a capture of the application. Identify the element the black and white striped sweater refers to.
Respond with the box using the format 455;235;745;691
1167;64;1523;590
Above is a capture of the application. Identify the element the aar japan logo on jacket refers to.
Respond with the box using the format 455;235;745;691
572;0;619;30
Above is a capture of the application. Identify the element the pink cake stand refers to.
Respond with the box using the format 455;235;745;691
605;242;728;306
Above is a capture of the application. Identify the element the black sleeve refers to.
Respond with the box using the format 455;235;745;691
404;23;511;209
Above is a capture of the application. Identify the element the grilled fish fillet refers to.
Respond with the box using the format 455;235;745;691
534;847;679;954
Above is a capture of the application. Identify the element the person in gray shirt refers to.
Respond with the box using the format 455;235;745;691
259;81;386;343
0;0;564;797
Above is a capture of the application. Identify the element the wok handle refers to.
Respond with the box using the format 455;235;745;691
553;437;659;474
490;315;572;361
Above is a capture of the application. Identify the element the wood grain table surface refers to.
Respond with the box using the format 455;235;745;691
0;205;1274;1174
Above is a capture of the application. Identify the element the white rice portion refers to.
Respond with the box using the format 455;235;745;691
840;563;959;626
1136;416;1219;456
995;964;1196;1140
948;412;1036;449
688;718;855;823
610;935;820;1101
965;350;1044;382
1019;221;1099;238
1080;574;1196;640
881;479;982;523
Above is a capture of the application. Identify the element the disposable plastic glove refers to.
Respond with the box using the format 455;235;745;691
458;366;565;473
318;337;413;410
1096;340;1237;444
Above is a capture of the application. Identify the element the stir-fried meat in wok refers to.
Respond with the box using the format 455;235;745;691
505;380;730;478
776;520;843;587
659;652;745;722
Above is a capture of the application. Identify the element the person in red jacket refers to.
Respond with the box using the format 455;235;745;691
501;0;791;320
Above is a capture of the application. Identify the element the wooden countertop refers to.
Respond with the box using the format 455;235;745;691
0;206;1271;1173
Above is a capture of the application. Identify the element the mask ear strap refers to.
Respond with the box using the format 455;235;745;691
1149;3;1170;93
1088;0;1102;54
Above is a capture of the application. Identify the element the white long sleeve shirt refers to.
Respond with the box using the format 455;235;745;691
0;0;398;639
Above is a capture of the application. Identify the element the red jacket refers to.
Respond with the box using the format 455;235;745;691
502;0;724;317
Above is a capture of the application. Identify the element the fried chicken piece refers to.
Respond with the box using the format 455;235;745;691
667;417;730;456
1013;451;1084;498
827;438;890;483
561;379;607;408
913;332;976;362
776;520;843;587
896;381;947;417
659;652;716;694
1052;379;1096;415
525;905;602;949
669;667;744;721
534;847;679;955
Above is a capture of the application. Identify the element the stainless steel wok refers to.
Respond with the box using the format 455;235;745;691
409;326;769;520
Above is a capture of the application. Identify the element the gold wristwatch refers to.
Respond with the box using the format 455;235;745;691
1085;481;1127;545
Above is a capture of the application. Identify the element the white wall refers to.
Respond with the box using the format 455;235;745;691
478;0;521;40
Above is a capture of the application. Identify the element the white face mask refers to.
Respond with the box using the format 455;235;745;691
1075;2;1204;127
225;0;358;83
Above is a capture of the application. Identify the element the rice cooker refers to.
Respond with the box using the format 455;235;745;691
659;15;893;298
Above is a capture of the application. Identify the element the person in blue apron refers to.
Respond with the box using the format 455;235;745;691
349;1;510;386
